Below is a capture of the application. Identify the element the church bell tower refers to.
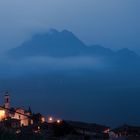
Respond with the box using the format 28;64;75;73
4;93;10;117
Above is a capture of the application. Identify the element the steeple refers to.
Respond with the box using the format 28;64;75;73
4;92;10;117
28;107;32;115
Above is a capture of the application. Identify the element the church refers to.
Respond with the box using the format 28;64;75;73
0;93;45;127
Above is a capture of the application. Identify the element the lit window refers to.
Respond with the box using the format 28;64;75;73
0;110;5;121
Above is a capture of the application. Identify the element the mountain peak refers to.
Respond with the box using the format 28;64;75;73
7;29;86;58
61;29;73;35
7;29;139;62
48;28;59;35
117;48;138;57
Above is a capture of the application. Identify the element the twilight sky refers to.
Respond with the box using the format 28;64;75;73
0;0;140;53
0;0;140;127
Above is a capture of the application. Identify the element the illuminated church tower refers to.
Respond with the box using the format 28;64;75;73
4;93;10;117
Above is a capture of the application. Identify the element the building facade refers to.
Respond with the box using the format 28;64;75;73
0;94;45;127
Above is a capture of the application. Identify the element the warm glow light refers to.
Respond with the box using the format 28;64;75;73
49;117;53;121
31;120;33;124
41;117;45;123
57;119;61;124
48;116;62;123
48;117;54;123
104;128;110;133
0;110;5;121
16;129;21;134
38;126;40;130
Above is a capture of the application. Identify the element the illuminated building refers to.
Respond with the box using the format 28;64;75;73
0;93;46;127
0;109;5;121
13;108;31;126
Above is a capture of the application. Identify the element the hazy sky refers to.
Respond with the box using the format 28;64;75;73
0;0;140;53
1;0;140;126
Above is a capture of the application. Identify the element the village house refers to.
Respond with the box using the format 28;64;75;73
0;93;45;127
62;120;110;139
109;124;140;140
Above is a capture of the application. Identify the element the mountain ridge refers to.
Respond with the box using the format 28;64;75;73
7;29;139;61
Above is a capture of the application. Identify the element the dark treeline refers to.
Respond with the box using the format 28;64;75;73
0;128;45;140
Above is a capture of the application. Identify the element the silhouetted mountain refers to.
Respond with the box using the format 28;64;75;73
8;29;139;63
84;45;114;58
112;48;140;68
8;29;140;69
8;29;86;57
7;29;112;58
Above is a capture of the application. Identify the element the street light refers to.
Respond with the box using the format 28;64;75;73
48;117;53;123
57;119;61;124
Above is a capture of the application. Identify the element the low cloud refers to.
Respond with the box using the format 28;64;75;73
26;56;103;69
0;55;106;77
